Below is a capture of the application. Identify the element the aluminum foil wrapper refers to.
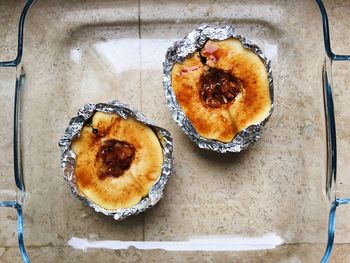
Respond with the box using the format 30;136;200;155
59;101;173;220
163;25;274;153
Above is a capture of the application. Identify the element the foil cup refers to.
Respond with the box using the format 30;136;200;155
163;25;274;153
59;100;174;220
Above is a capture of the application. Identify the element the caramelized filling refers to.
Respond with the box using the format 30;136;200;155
200;68;241;108
96;139;135;180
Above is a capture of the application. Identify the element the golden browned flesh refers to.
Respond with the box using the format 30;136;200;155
71;112;163;210
171;38;271;143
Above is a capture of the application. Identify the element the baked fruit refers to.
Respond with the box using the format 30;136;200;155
71;111;163;210
171;38;272;143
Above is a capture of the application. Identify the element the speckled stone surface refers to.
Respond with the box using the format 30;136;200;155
1;0;350;262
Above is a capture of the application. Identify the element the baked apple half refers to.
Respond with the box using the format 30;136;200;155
71;111;163;210
171;38;272;143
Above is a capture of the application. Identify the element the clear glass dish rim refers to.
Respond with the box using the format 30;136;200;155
0;0;349;262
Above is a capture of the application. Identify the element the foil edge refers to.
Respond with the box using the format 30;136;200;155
58;101;174;220
163;25;274;153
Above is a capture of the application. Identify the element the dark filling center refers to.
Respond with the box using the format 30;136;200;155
200;68;241;108
96;139;135;180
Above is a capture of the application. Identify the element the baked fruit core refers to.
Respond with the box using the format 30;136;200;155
97;139;135;180
201;67;241;108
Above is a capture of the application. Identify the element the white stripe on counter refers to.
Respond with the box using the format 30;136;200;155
68;233;283;251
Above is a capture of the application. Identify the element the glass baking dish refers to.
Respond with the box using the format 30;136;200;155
1;0;350;262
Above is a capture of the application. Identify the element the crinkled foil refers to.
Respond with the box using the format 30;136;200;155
58;101;173;220
163;25;274;153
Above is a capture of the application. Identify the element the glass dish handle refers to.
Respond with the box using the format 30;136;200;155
0;0;34;205
316;1;350;262
0;1;33;261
